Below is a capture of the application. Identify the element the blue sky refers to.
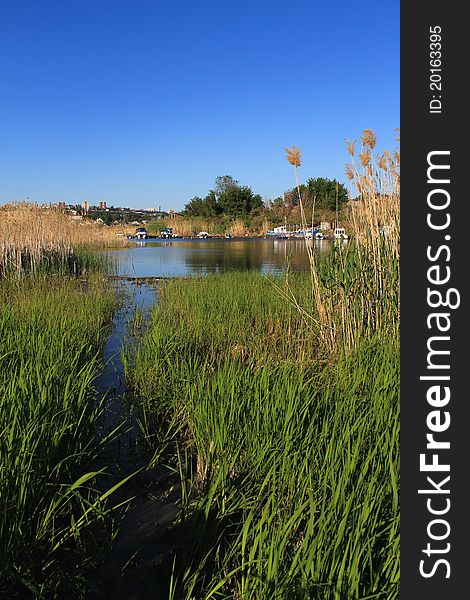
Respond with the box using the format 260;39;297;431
0;0;399;211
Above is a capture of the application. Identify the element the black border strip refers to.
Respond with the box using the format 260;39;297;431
401;2;467;597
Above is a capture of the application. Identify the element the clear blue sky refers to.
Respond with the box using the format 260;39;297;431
0;0;399;211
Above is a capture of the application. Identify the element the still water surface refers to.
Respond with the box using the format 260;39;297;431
106;238;334;277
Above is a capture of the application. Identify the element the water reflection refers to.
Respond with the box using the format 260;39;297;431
106;238;333;278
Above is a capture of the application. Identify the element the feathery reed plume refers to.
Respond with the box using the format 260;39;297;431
283;129;400;352
359;150;372;167
283;146;327;335
345;138;357;157
284;145;303;210
361;129;377;149
285;146;302;167
380;149;391;168
341;129;400;349
377;152;388;171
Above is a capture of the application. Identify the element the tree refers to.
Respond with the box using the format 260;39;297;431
182;176;262;218
284;186;307;208
182;193;219;217
214;175;239;197
305;178;348;211
266;196;289;219
218;186;263;217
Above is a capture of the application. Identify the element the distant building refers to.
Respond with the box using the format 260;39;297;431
99;201;107;210
81;201;89;215
320;221;332;231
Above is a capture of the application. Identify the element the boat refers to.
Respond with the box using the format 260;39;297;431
135;227;148;240
334;227;349;240
333;193;349;240
160;227;174;239
197;231;210;239
315;231;326;240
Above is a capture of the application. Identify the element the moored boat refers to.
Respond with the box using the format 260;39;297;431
334;227;349;240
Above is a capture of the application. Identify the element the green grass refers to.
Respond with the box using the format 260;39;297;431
125;272;316;378
125;271;399;599
0;275;117;598
7;245;113;279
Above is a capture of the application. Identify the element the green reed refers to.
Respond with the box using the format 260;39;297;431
125;271;399;599
0;245;113;279
0;275;116;598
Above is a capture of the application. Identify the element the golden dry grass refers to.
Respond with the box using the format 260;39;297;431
164;218;204;237
0;203;130;276
163;217;251;237
226;219;248;237
335;130;400;349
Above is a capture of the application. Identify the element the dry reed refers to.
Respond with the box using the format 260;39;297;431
164;217;250;237
0;203;129;277
286;130;400;352
284;145;325;338
226;219;248;237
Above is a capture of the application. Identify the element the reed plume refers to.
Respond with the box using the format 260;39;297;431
284;130;399;352
361;128;377;149
284;145;302;167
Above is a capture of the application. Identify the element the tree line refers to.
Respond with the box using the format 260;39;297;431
182;175;349;218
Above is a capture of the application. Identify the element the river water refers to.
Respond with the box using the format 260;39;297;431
105;237;332;277
92;280;185;599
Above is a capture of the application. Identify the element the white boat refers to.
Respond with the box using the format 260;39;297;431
160;227;174;238
315;232;325;240
197;231;210;239
334;227;349;240
135;227;148;239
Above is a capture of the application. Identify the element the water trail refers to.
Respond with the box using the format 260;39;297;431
96;280;155;476
91;280;180;600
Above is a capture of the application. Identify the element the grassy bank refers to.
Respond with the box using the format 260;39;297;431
125;270;399;599
0;273;118;598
